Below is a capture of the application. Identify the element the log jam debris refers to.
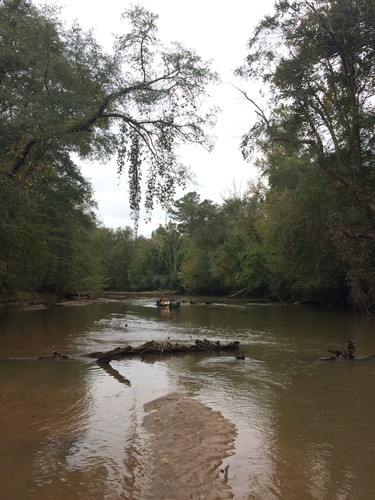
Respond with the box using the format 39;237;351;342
88;339;240;365
320;340;375;361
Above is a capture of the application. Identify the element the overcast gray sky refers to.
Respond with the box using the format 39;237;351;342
35;0;276;234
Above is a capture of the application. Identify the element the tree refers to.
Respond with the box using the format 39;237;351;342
0;157;106;298
259;161;348;303
237;0;375;310
127;237;158;290
168;192;230;293
151;222;182;289
0;0;218;228
238;0;375;221
169;192;225;249
94;227;134;291
210;183;270;295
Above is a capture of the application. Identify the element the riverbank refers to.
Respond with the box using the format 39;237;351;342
141;392;236;499
0;290;176;309
1;290;277;311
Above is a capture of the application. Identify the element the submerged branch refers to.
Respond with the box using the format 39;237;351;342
320;340;375;361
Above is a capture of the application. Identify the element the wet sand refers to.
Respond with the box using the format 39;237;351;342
142;392;237;499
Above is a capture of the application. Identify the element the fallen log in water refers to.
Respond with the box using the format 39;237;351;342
88;339;240;365
39;351;69;360
320;340;375;361
320;339;356;361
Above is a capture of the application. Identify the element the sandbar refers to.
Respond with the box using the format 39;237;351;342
141;392;237;499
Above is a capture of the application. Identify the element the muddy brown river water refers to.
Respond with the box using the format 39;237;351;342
1;297;374;499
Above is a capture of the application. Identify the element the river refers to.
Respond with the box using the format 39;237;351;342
1;296;374;499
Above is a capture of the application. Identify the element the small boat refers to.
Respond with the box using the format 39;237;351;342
168;301;181;309
156;298;169;307
156;298;181;309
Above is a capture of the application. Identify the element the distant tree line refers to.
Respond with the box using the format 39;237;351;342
1;0;375;312
92;187;352;308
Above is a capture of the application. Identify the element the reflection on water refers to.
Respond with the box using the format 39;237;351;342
1;298;375;499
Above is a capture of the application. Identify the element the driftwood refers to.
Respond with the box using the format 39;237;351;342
88;339;240;365
228;288;248;299
39;351;69;360
320;340;356;361
321;340;375;361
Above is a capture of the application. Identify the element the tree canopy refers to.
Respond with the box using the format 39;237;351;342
0;0;218;227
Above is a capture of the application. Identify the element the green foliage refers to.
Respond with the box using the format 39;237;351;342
151;222;182;289
127;237;158;291
168;192;231;293
169;192;228;248
179;248;223;294
207;184;269;295
0;161;106;299
237;0;375;310
96;227;134;290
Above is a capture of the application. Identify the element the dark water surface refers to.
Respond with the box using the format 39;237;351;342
1;297;374;499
